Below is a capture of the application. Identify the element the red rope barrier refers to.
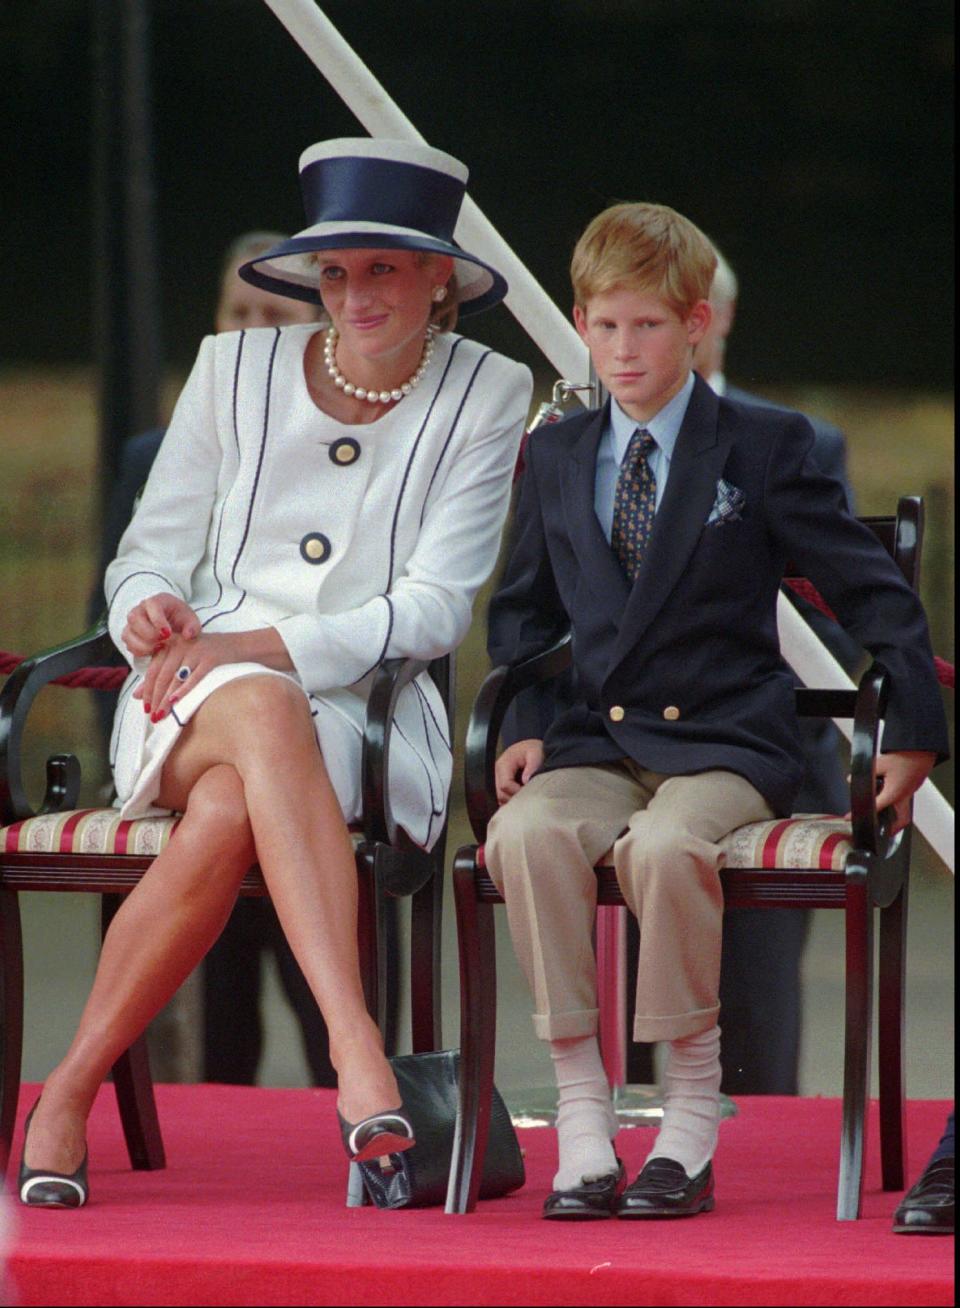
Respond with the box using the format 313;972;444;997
0;651;127;690
785;576;838;621
784;579;954;688
1;615;955;693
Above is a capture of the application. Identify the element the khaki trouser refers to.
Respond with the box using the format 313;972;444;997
484;762;774;1043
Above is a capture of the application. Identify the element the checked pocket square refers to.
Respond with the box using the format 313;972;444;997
705;478;746;526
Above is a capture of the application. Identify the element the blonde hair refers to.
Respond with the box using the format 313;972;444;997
571;202;717;318
710;245;739;308
221;230;291;279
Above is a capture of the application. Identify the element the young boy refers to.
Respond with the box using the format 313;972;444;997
485;203;948;1220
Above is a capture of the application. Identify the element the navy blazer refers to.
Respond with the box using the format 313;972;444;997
488;374;948;816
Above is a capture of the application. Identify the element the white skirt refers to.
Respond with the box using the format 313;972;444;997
110;662;451;851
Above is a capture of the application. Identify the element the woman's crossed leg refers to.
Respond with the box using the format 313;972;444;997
24;674;399;1175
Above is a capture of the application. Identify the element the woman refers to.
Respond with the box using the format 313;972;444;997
19;138;532;1207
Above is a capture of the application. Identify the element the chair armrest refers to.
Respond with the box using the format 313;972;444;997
360;656;431;846
848;661;895;857
464;633;572;843
0;621;123;823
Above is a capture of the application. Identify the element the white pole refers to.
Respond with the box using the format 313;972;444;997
263;0;955;875
261;0;590;386
777;594;954;873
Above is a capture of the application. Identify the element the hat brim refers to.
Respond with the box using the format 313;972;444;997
239;228;507;317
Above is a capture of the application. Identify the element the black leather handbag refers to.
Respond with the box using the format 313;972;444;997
356;1049;525;1209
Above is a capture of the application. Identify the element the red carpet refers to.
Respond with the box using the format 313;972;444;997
4;1085;954;1307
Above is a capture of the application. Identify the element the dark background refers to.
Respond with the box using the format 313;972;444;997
1;0;954;386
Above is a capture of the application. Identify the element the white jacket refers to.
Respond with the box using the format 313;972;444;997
105;323;532;849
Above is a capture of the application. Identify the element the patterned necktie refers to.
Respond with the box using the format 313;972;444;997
611;428;657;581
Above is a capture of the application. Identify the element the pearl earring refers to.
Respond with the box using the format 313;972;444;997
432;286;447;302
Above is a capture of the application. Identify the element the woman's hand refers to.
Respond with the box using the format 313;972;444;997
135;631;236;720
132;624;294;720
122;592;200;659
494;738;545;804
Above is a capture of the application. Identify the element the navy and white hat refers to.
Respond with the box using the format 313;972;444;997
239;138;507;316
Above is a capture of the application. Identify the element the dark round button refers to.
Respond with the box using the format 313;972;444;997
300;532;331;564
329;438;361;466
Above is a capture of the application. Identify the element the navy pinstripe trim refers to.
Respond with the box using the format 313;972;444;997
413;684;440;771
195;331;245;615
202;327;281;628
169;706;185;728
413;679;452;751
392;718;444;846
108;674;140;768
419;348;492;526
232;330;245;454
192;493;229;618
386;337;465;590
106;570;179;615
349;595;394;686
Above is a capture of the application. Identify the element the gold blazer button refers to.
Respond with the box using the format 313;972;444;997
300;532;331;564
329;437;361;466
663;705;681;721
609;705;625;722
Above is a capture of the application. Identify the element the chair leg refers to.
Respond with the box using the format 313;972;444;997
878;878;908;1191
0;891;24;1180
446;850;496;1214
838;864;874;1220
410;855;444;1054
101;896;166;1170
356;850;379;1024
370;846;401;1054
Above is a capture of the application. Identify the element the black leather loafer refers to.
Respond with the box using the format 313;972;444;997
617;1156;714;1218
543;1160;627;1220
893;1157;954;1234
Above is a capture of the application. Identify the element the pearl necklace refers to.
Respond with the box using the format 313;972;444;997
323;325;436;404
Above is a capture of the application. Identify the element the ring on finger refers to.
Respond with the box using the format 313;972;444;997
175;665;192;683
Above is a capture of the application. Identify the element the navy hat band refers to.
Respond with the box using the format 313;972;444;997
300;156;464;244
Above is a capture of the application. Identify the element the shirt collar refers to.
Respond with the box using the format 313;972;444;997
609;370;695;463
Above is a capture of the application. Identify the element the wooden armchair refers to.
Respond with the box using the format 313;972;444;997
447;498;925;1221
0;620;449;1178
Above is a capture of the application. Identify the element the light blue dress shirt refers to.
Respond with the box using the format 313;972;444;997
593;371;695;542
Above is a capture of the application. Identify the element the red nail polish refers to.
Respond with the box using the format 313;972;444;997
160;627;171;638
143;702;152;713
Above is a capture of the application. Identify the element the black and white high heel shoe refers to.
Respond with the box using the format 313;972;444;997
337;1107;415;1163
18;1103;89;1209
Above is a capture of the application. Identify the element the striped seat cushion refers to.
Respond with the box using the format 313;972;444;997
1;809;366;859
2;809;182;857
717;815;853;871
475;815;854;874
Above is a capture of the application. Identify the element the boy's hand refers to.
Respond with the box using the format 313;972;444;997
495;739;544;804
845;749;937;835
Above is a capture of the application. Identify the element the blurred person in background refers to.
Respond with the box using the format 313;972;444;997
89;231;335;1090
693;244;861;1098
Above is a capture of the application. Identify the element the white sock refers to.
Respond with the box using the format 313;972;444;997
647;1025;722;1177
550;1035;618;1190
